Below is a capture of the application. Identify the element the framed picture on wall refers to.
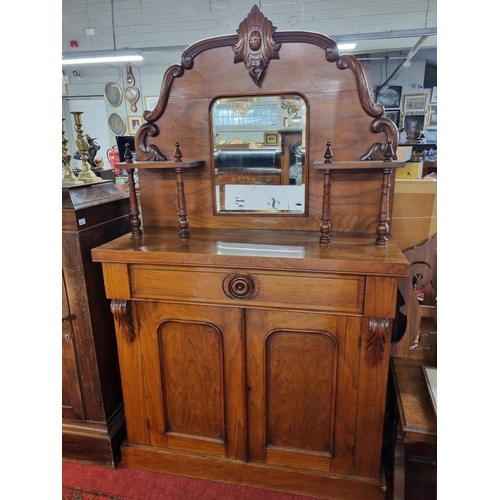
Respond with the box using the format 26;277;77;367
375;86;402;109
128;116;144;135
383;110;400;127
144;95;159;111
104;82;123;107
62;72;68;96
426;128;437;143
399;112;428;142
264;132;279;146
430;86;437;103
428;105;437;126
108;112;126;136
403;94;427;112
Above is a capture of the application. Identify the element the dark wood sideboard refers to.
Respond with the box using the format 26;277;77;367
62;181;131;466
91;5;409;498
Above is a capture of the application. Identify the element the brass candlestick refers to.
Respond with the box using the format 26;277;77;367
62;118;83;186
70;111;102;183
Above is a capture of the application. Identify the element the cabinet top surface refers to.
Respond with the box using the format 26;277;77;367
62;181;129;211
92;228;409;277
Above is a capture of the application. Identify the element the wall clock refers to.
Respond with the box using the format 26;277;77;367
125;64;140;113
108;112;126;136
104;82;123;107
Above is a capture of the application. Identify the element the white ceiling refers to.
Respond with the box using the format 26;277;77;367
62;0;437;70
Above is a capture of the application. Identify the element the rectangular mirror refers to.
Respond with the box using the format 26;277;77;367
212;95;307;214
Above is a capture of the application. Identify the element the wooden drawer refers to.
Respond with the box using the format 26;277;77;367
130;266;365;314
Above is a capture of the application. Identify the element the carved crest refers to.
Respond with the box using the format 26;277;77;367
233;5;281;85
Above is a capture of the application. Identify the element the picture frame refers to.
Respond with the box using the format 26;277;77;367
104;82;123;107
425;128;437;143
107;112;126;136
399;112;428;142
403;94;427;113
144;95;159;111
62;72;68;96
375;86;402;109
383;110;400;127
128;115;144;135
264;132;279;146
428;105;437;126
430;86;437;104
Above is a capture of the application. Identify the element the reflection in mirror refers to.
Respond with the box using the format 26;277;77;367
212;95;307;214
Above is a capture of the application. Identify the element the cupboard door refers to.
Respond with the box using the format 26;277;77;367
246;310;360;475
134;301;247;460
62;277;85;420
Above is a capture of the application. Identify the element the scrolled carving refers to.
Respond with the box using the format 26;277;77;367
233;5;281;86
366;317;389;365
110;299;135;343
136;65;184;161
274;31;338;62
135;123;167;161
181;35;237;70
360;118;399;161
337;54;384;118
143;64;184;123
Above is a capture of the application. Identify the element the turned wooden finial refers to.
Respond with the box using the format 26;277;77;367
383;139;395;162
323;141;333;163
173;142;183;162
124;143;133;163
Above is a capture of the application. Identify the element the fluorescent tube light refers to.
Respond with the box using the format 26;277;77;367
337;43;356;50
62;55;143;65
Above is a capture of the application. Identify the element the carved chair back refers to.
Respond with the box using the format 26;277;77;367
391;234;437;363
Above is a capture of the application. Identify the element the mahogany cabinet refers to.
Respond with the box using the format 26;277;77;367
91;6;409;498
62;181;130;466
93;229;408;498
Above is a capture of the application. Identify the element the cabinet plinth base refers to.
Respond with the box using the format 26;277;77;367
62;408;126;468
120;442;386;500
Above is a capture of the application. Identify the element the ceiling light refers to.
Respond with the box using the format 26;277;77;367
62;54;143;65
337;43;356;50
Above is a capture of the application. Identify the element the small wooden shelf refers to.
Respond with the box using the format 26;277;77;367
312;160;405;170
116;160;205;170
313;159;405;245
117;159;204;239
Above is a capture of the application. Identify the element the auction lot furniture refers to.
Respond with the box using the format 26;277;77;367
388;235;437;499
391;358;437;499
92;6;409;498
62;181;130;466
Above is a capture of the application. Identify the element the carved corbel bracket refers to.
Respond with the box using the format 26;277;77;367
366;317;389;365
110;299;135;343
233;4;281;86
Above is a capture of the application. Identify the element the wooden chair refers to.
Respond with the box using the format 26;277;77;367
387;234;437;500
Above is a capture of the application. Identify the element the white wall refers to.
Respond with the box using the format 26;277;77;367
62;0;437;55
62;50;434;157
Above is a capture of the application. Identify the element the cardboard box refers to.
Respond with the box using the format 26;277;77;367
395;160;423;180
396;146;412;162
392;179;437;252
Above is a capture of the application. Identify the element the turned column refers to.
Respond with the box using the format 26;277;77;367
124;144;143;237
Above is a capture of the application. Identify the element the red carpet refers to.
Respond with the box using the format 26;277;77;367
62;460;324;500
63;486;124;499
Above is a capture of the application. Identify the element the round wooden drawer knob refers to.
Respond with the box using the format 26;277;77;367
223;273;256;299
